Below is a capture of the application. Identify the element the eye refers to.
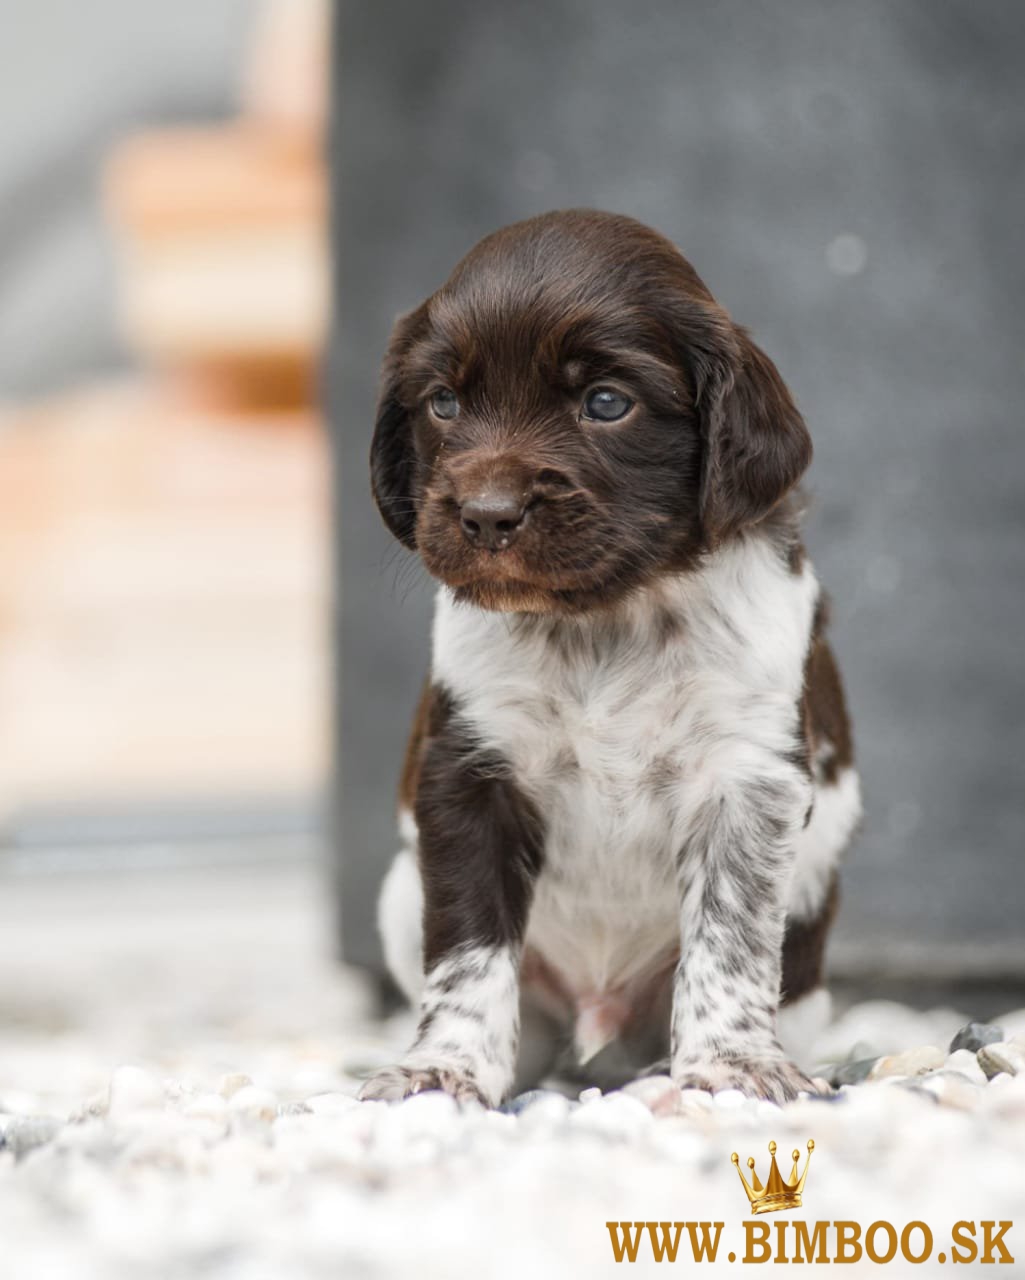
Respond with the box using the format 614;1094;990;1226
582;386;634;423
429;388;460;420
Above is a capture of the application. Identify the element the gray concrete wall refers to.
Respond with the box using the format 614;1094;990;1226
331;0;1025;980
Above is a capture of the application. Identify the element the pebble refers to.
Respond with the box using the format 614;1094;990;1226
501;1089;566;1116
977;1042;1025;1079
119;1113;204;1169
227;1086;279;1123
392;1089;459;1136
827;1056;879;1087
949;1021;1004;1054
512;1091;572;1130
870;1074;909;1088
183;1093;229;1124
218;1073;254;1099
68;1090;109;1123
983;1074;1025;1117
568;1092;652;1138
919;1070;982;1110
677;1088;715;1114
107;1065;165;1118
51;1117;121;1162
621;1075;683;1116
869;1045;945;1080
943;1049;988;1084
0;1115;63;1158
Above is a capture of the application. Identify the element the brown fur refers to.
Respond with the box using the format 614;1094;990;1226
398;680;433;815
781;874;841;1004
412;685;544;968
802;597;855;786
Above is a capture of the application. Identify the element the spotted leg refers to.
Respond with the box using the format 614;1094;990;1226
361;689;543;1107
670;770;825;1103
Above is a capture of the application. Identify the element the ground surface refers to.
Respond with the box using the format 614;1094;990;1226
1;864;1024;1278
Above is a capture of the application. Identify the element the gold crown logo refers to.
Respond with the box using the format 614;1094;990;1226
731;1140;814;1214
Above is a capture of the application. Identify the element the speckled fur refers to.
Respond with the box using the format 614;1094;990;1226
373;533;860;1103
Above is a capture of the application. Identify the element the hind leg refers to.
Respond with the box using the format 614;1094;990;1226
779;765;861;1064
779;884;835;1070
513;993;565;1095
377;841;424;1004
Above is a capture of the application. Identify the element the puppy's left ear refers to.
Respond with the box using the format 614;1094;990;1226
370;304;429;550
698;326;812;544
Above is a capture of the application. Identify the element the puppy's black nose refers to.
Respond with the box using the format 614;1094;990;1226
460;491;527;550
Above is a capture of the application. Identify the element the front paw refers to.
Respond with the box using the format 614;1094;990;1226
359;1063;488;1105
673;1054;827;1104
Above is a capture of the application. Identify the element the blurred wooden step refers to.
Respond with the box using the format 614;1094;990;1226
0;380;329;822
104;126;327;403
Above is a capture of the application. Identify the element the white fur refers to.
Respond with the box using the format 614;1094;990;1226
777;986;833;1068
400;943;520;1105
377;842;423;1004
788;765;862;921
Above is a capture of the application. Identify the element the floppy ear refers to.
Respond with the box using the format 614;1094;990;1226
698;326;812;544
370;304;429;550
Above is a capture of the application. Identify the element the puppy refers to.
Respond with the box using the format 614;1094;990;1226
362;210;859;1106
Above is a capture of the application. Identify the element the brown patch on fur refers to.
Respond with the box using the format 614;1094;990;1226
414;684;545;967
781;874;840;1004
800;597;855;786
398;679;434;814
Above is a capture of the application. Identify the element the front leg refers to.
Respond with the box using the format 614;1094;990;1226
671;770;822;1103
361;689;543;1107
362;944;522;1104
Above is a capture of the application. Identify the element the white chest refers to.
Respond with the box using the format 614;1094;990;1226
430;545;818;997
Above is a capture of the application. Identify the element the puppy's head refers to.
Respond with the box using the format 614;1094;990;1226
371;210;810;613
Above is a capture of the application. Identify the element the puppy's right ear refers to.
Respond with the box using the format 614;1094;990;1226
370;304;429;550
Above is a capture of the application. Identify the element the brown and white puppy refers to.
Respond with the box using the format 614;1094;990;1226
362;210;859;1106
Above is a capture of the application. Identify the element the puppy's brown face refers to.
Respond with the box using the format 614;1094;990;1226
371;210;811;613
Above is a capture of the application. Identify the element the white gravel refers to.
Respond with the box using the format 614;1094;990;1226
1;866;1024;1278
